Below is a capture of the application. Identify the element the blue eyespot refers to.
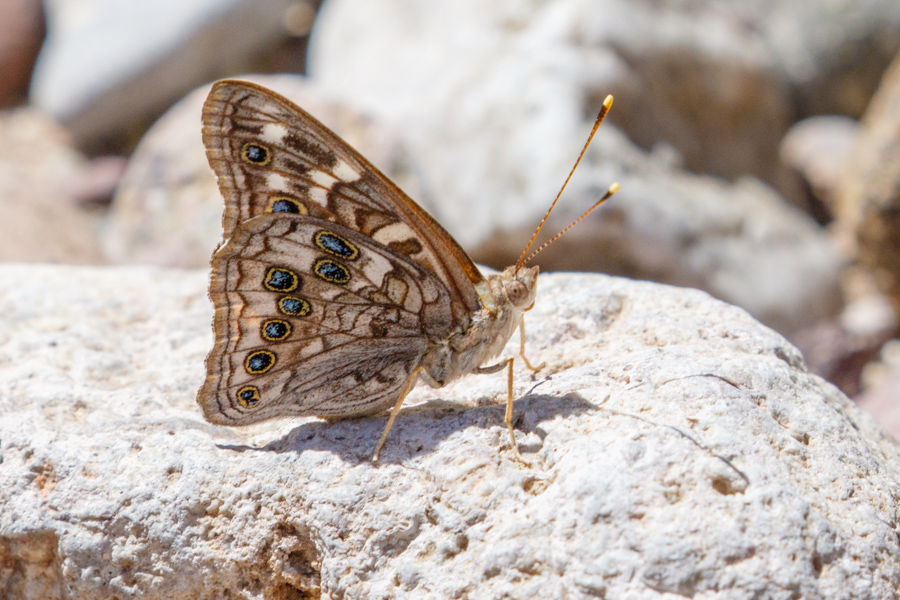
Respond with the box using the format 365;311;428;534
314;260;350;284
261;319;291;341
278;296;311;316
245;350;276;374
241;142;270;165
264;267;299;292
315;231;359;260
237;386;261;408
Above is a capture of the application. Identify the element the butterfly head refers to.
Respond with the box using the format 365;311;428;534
501;265;539;311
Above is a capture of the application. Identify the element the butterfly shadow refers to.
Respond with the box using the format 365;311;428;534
221;391;597;465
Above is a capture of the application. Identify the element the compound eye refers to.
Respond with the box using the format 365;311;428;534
504;280;530;308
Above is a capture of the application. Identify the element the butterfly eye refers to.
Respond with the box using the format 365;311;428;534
245;350;276;374
237;386;261;408
241;142;271;165
504;280;531;308
264;267;300;292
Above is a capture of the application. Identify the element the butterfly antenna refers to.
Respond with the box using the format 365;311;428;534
520;181;619;266
515;94;617;272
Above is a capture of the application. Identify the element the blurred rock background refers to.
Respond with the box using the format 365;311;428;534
2;0;900;434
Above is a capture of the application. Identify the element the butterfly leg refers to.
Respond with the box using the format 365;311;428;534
517;316;545;372
372;366;433;463
475;358;527;462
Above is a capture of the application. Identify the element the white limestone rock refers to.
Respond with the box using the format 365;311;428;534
30;0;311;151
1;264;898;598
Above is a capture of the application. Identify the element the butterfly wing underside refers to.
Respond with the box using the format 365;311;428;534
201;79;485;324
198;215;455;423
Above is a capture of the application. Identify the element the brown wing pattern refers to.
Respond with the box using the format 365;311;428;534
202;79;484;322
198;214;455;423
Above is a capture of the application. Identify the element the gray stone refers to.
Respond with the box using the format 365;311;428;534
0;108;104;264
780;115;860;215
1;264;898;598
30;0;313;152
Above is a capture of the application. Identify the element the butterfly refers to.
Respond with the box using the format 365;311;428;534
196;79;617;462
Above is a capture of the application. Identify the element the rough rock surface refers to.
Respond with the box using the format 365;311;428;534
1;264;898;599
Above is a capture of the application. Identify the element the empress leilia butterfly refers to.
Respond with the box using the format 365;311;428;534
197;80;616;461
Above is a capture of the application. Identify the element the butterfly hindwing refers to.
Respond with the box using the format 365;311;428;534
198;214;455;424
201;79;485;324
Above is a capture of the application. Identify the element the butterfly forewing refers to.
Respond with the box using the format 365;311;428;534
202;80;485;323
198;214;455;423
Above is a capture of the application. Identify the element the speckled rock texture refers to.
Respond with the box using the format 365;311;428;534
1;264;898;599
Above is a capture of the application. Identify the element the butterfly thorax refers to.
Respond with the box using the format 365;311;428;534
419;265;538;386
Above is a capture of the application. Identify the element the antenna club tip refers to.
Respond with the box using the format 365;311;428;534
603;95;614;109
609;181;621;194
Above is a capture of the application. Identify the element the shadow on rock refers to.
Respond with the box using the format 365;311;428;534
214;391;597;464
